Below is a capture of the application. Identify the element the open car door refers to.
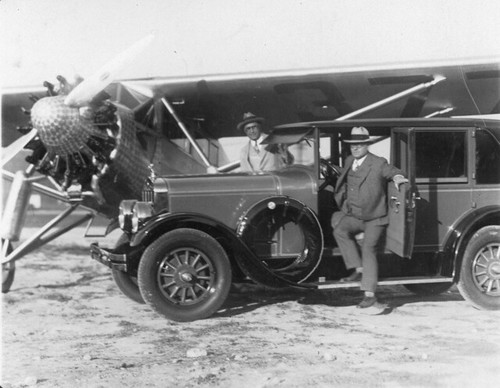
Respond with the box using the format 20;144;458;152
384;128;416;258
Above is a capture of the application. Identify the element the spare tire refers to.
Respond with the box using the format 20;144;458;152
237;196;323;284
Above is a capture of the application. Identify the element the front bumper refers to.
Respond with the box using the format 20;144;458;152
90;243;142;273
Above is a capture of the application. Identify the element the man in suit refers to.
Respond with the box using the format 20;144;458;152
332;126;408;308
238;112;294;172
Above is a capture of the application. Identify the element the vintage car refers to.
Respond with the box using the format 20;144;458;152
91;117;500;321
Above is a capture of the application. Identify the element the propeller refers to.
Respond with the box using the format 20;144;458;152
1;34;155;166
64;34;155;107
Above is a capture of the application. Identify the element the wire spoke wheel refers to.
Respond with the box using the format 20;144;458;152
157;248;216;305
471;243;500;296
138;228;232;321
458;226;500;310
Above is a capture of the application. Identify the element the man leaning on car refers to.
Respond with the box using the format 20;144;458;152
332;126;408;309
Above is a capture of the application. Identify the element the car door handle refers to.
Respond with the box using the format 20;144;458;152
412;193;421;208
390;196;401;213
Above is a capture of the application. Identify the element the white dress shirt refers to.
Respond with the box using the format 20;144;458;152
352;155;367;171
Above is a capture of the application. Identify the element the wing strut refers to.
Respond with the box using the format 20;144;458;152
160;97;217;174
336;75;446;120
2;204;94;265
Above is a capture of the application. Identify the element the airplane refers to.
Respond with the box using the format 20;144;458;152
2;34;500;293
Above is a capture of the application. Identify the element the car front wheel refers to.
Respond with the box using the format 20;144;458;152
457;225;500;310
138;228;232;322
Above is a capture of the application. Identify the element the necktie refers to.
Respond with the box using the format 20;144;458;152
353;160;359;171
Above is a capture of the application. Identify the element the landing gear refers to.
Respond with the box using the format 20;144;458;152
0;198;93;294
2;240;15;293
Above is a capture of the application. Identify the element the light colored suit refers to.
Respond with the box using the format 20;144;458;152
332;152;403;292
240;136;293;172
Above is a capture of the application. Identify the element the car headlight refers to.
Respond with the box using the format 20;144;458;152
131;202;154;233
118;200;137;232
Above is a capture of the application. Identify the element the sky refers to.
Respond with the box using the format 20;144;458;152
1;0;500;88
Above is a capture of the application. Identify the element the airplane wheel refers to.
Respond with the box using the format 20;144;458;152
138;228;232;322
404;282;453;296
2;240;15;293
111;234;145;304
457;226;500;310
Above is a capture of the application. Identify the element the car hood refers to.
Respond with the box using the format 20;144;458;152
154;166;318;228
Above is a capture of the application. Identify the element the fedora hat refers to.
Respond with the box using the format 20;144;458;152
237;112;264;131
343;126;374;144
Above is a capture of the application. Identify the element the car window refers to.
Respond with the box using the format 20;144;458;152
475;130;500;184
415;131;467;181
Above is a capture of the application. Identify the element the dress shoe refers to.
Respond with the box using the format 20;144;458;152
357;296;377;308
340;271;362;282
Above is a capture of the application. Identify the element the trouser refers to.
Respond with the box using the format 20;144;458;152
333;215;386;293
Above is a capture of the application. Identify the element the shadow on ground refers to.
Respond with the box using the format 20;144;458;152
214;282;464;318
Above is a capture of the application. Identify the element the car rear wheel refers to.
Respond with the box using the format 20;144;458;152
457;225;500;310
138;228;232;322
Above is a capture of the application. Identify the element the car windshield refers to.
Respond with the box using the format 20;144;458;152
263;128;316;166
265;125;392;169
262;128;313;146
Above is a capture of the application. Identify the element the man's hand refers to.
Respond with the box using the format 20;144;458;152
393;175;409;191
279;144;294;165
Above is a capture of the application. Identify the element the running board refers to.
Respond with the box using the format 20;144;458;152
309;276;453;290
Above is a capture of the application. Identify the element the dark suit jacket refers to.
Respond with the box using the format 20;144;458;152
333;152;403;223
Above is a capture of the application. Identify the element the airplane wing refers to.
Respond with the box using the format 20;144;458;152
4;57;500;148
116;56;500;138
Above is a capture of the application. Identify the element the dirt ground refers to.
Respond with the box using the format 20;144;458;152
2;227;500;388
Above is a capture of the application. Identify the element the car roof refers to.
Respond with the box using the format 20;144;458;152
272;117;500;144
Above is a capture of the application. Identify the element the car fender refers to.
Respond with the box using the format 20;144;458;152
130;211;314;289
443;205;500;278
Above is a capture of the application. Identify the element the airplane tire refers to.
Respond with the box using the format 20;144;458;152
457;225;500;310
111;234;145;304
2;240;15;293
403;282;453;296
138;228;232;322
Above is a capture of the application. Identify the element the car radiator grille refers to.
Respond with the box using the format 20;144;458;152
142;188;154;202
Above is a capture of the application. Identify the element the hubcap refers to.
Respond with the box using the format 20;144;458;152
472;243;500;295
157;248;215;305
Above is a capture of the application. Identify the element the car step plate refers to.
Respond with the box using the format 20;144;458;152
310;276;453;289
